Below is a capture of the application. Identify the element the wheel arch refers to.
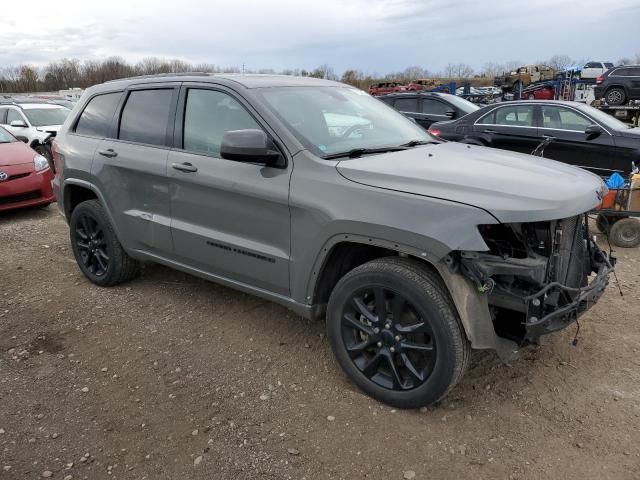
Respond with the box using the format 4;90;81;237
307;235;517;360
62;180;124;245
604;83;629;96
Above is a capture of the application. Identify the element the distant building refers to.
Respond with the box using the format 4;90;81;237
59;88;84;100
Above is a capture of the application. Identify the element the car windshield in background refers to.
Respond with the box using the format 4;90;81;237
256;86;435;157
581;105;633;130
444;95;480;115
23;107;70;127
0;127;15;143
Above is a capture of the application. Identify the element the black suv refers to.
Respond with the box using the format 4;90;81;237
594;65;640;105
378;92;479;130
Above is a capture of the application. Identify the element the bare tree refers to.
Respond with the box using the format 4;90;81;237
547;54;573;71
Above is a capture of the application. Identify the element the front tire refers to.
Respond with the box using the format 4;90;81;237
326;257;470;408
70;200;140;286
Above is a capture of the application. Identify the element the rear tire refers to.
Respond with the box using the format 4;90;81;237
609;218;640;248
326;257;470;408
70;200;140;286
605;87;626;106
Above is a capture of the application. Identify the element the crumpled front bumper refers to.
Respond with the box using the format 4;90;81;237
523;260;613;339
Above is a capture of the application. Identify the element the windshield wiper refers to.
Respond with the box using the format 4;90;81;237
322;146;407;160
400;140;439;147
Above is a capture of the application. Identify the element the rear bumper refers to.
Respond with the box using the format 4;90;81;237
523;259;613;339
594;86;605;99
0;168;55;212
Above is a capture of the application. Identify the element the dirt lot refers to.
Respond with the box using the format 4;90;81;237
1;205;639;480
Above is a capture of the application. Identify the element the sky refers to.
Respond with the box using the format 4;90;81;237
1;0;639;75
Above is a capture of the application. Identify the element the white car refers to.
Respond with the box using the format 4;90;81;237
581;61;614;79
0;101;70;161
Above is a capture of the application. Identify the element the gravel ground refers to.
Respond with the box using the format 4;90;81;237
1;205;639;480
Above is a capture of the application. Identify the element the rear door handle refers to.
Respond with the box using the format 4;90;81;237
542;134;555;139
98;148;118;158
171;162;198;173
483;129;496;134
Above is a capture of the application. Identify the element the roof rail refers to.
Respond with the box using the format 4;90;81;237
104;72;212;83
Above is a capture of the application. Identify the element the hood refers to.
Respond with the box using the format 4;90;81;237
336;142;605;223
0;141;35;166
617;126;640;139
35;125;61;133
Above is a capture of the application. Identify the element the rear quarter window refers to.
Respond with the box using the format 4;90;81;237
75;92;122;138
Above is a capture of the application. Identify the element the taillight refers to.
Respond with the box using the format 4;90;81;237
429;128;441;137
51;140;60;172
596;75;604;84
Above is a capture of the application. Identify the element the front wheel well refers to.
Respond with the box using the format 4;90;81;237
63;184;98;221
311;241;443;317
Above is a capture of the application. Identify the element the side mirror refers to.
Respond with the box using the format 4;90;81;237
10;120;27;128
220;129;284;167
585;124;603;139
445;110;456;119
16;136;28;143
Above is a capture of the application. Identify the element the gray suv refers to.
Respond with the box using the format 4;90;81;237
52;74;613;408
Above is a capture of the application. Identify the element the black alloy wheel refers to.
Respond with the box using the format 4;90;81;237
327;257;470;408
341;286;436;391
69;199;140;286
75;212;110;277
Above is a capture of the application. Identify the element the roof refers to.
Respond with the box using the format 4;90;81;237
0;100;68;109
19;103;68;110
101;73;344;90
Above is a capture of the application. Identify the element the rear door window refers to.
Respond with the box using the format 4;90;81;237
478;105;534;126
393;97;418;113
421;99;449;115
119;89;174;146
75;92;122;138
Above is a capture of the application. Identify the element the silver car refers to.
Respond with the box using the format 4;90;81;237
52;74;613;408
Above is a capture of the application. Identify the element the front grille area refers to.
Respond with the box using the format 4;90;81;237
6;172;31;182
0;191;40;205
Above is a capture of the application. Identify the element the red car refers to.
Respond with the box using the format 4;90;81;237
368;82;407;96
0;127;55;212
522;86;555;100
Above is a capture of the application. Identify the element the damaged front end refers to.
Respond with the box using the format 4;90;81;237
457;215;614;344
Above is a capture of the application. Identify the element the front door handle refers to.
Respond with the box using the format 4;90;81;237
483;129;496;134
171;162;198;173
98;148;118;158
542;134;556;139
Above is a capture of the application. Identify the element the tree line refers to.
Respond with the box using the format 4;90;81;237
1;53;639;94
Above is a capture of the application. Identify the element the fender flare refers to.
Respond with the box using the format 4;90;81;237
305;234;518;361
62;179;124;243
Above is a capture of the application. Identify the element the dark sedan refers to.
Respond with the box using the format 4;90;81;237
429;100;640;174
378;92;480;130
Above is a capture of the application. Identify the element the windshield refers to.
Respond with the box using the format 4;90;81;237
255;86;436;157
0;127;15;143
581;105;632;130
23;107;69;127
442;94;480;115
